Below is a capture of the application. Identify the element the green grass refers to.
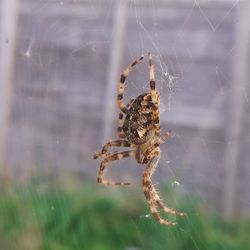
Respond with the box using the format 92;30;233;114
0;175;249;250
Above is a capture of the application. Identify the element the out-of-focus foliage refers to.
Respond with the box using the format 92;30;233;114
0;174;249;250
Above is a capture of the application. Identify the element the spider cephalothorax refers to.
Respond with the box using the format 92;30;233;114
93;53;185;225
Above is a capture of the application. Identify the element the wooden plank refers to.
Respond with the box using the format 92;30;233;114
0;0;18;184
102;0;128;141
222;0;250;219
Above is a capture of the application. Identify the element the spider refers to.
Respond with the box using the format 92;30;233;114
93;53;185;225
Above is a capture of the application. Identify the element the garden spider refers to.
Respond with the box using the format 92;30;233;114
93;53;185;225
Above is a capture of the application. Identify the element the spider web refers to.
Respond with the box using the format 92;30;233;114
126;0;239;230
125;1;250;248
126;2;250;249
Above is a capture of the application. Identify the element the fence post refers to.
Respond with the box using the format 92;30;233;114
0;0;18;185
103;0;128;142
222;0;250;219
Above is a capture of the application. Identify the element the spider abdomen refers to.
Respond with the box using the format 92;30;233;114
123;93;155;145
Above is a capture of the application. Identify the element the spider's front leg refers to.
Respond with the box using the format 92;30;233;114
117;56;144;113
97;150;135;186
147;53;163;141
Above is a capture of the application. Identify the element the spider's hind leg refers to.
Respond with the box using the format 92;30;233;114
142;148;183;225
151;186;186;217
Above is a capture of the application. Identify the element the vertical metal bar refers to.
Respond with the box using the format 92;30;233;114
102;0;127;142
222;0;250;219
0;0;19;183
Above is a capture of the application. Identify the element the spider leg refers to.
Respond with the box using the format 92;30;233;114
93;140;133;159
155;123;161;138
117;56;144;113
159;130;172;144
117;114;127;138
97;150;135;185
117;99;135;138
143;145;185;217
142;148;180;225
148;52;157;97
154;193;186;217
143;132;171;162
148;52;161;139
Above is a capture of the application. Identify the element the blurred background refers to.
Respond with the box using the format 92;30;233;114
0;0;250;249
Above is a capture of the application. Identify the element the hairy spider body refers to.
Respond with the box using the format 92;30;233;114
94;53;185;225
123;93;156;146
